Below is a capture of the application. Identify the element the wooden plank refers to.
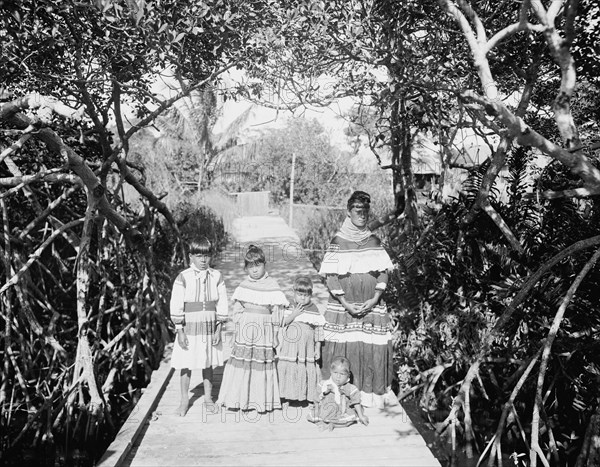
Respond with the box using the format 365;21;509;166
96;345;174;467
127;442;439;467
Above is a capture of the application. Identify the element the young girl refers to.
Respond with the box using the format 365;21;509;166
217;244;288;413
308;356;369;430
278;276;326;405
170;237;228;416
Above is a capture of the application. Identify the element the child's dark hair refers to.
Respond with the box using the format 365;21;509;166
293;276;313;295
347;190;371;211
330;356;351;373
244;244;266;268
188;236;212;256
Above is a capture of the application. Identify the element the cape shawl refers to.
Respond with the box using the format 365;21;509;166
232;273;289;306
318;220;394;276
286;301;327;326
337;217;372;243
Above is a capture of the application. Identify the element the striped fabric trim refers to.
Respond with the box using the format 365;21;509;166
183;320;219;337
229;346;277;364
184;301;217;312
170;267;228;327
232;339;275;350
232;276;288;306
324;330;391;345
326;301;387;313
225;357;278;371
319;246;394;275
285;303;327;326
242;304;272;314
179;267;222;302
325;302;390;324
171;313;185;327
233;287;288;306
292;313;327;326
278;355;319;364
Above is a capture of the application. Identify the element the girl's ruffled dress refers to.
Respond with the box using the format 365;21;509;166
217;273;288;412
170;266;228;370
277;302;326;402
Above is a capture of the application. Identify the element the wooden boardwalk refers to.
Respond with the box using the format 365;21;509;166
98;216;442;467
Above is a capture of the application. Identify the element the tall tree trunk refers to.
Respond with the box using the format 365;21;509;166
71;196;104;417
399;98;419;229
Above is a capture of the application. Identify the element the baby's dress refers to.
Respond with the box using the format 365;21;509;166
217;273;288;412
310;379;361;426
278;302;325;402
169;266;228;370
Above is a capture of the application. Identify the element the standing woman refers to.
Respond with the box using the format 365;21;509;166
319;191;396;408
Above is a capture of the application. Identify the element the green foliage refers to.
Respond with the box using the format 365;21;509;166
1;1;259;464
216;117;351;205
1;0;278;101
0;191;226;465
382;145;600;463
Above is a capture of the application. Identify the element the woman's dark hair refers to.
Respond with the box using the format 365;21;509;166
293;275;313;295
244;244;266;268
347;190;371;210
188;236;212;255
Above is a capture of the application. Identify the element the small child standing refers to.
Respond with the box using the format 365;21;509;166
278;276;326;405
308;356;369;430
217;244;288;413
170;237;228;416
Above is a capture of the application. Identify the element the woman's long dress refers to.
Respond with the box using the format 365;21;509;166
319;234;395;408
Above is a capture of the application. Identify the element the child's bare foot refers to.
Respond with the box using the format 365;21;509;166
203;394;217;411
317;421;333;431
176;399;189;417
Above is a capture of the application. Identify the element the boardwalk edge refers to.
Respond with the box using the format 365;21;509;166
96;343;174;467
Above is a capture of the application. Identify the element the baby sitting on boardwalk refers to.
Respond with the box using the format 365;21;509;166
307;356;369;430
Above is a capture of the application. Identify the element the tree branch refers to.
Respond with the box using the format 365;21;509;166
482;202;525;254
0;218;84;295
531;0;581;149
460;91;600;187
530;246;600;467
0;172;82;188
523;186;600;200
1;100;146;248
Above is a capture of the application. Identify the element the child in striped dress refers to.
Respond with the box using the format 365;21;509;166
278;276;326;406
217;244;288;413
170;237;228;416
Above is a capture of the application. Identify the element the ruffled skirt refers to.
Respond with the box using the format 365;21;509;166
321;301;394;407
217;311;281;412
277;322;321;402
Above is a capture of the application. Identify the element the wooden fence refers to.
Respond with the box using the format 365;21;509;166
229;190;271;216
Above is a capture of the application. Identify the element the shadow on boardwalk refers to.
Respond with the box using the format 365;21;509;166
99;216;441;467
